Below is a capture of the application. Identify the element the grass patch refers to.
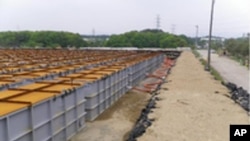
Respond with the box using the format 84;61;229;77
192;49;201;58
210;65;224;82
192;49;224;82
230;55;249;68
199;58;225;82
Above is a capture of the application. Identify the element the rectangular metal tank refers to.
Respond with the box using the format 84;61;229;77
0;84;87;141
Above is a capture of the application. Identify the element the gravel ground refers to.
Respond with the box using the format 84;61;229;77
138;51;249;141
197;50;249;93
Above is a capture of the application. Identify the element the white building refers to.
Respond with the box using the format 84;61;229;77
199;36;225;48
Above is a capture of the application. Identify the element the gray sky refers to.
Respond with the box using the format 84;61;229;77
0;0;249;38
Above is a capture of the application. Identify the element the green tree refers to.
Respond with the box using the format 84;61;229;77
0;31;88;48
105;29;190;48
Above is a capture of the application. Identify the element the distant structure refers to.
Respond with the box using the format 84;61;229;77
92;28;96;43
171;24;176;34
200;36;225;42
200;36;225;48
92;29;95;38
156;15;160;29
81;35;110;42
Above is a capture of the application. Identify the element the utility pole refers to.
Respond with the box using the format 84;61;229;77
248;33;250;64
248;33;250;47
92;28;96;46
206;0;215;71
195;25;199;48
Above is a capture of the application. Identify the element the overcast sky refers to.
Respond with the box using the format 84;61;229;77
0;0;249;38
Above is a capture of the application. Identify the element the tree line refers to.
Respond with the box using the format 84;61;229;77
0;29;194;48
225;37;248;57
0;31;88;48
224;37;249;66
105;29;193;48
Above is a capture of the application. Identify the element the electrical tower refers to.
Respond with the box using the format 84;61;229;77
156;15;160;29
171;24;176;34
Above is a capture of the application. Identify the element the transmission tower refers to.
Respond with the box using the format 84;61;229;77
171;24;176;34
156;15;160;29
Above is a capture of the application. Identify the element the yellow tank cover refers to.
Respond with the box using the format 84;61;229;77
32;72;50;76
6;67;19;71
63;67;75;70
0;82;10;85
83;74;105;79
0;102;28;116
71;80;86;85
44;81;81;86
49;69;65;73
94;71;114;75
15;75;35;79
10;92;57;104
104;68;121;72
116;64;127;66
79;70;94;74
0;90;25;99
42;84;75;91
76;78;96;83
66;78;90;84
91;67;107;71
73;64;86;68
13;71;29;75
18;83;50;90
56;78;84;85
33;68;46;72
0;75;13;78
67;74;83;77
39;79;63;83
57;77;71;81
89;68;102;71
107;66;122;69
5;79;17;82
22;65;34;69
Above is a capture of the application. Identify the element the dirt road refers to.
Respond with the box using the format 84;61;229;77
138;51;249;141
198;50;249;92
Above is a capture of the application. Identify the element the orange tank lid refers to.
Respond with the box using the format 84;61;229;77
0;102;28;116
9;91;57;104
18;83;50;90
